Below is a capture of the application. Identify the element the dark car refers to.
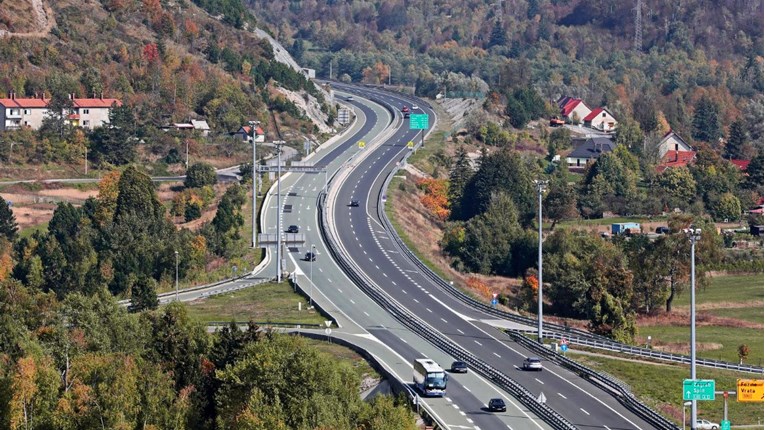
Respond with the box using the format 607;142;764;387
350;200;360;207
487;398;506;412
304;252;316;261
450;361;468;373
655;226;670;234
287;225;299;233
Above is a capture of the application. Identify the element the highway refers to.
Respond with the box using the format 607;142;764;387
326;85;658;429
265;93;552;429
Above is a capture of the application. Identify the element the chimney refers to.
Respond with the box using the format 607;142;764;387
9;91;14;100
100;92;104;100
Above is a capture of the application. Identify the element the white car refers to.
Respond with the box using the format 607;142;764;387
522;357;543;371
411;104;419;110
695;419;719;430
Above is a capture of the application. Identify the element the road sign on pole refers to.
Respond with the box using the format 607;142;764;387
737;379;764;403
409;114;428;130
407;140;414;148
721;420;731;430
683;379;716;401
358;141;366;149
560;344;568;353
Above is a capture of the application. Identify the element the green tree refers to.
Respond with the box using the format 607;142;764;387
447;146;473;220
632;97;658;133
543;170;578;229
90;104;138;166
724;119;748;159
0;197;18;242
614;118;644;153
488;20;506;48
710;192;742;221
185;162;218;189
130;276;159;311
744;150;763;190
657;167;697;208
692;98;722;143
547;127;571;159
461;150;535;223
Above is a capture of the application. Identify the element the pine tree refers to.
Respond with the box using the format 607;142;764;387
724;119;747;159
488;21;506;48
692;98;722;143
0;196;18;242
448;147;473;220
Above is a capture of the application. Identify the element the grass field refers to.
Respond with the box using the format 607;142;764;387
707;307;764;323
638;325;763;365
185;281;327;326
694;274;764;305
570;352;765;426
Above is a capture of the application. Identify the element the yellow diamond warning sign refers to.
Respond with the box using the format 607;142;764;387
737;379;764;403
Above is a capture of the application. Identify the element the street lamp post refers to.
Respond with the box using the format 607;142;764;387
683;401;692;430
534;179;548;343
309;244;316;308
248;121;259;249
174;250;179;302
275;141;285;282
685;227;702;430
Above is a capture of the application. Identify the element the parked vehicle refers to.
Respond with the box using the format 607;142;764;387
549;117;565;127
487;398;506;412
522;357;543;371
695;419;719;430
612;222;641;236
655;226;670;234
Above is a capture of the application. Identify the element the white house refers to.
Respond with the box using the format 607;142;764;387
656;130;693;158
0;92;122;131
557;96;592;124
583;107;617;132
232;125;265;142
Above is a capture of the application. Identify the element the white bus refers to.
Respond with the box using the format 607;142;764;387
413;358;448;396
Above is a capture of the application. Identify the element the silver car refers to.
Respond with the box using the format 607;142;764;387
695;419;719;430
522;357;543;371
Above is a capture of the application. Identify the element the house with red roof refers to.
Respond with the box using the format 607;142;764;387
583;107;617;132
556;96;592;124
656;130;696;173
0;92;121;131
730;159;750;171
233;124;265;142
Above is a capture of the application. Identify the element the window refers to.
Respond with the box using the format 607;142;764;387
83;120;90;127
602;112;606;117
24;109;31;115
82;109;90;114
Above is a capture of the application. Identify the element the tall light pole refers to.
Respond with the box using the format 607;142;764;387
174;250;179;302
248;121;259;248
685;227;702;430
274;141;285;282
534;179;548;343
309;244;316;308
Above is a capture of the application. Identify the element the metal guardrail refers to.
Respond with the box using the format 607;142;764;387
207;321;324;329
375;170;764;374
507;331;681;430
318;192;577;430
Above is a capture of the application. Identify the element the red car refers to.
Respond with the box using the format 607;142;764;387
402;106;410;113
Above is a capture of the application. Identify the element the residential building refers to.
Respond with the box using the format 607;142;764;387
0;92;121;131
656;130;693;158
233;125;265;142
557;96;592;124
161;119;211;136
730;159;750;171
583;107;618;132
566;137;615;170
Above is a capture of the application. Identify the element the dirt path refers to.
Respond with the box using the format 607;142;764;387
0;0;55;38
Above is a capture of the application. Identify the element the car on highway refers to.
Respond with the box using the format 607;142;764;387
287;225;299;233
346;96;354;101
450;361;468;373
350;200;360;207
411;104;419;110
487;398;506;412
695;419;719;430
522;357;543;371
304;251;316;261
401;106;410;113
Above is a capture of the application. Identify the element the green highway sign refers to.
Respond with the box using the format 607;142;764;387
721;420;731;430
409;114;429;130
683;379;716;401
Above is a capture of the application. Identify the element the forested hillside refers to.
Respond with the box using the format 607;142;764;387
0;0;331;171
252;0;763;140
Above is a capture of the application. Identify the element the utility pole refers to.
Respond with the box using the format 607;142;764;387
174;250;179;302
534;179;548;343
685;227;702;430
634;0;643;51
274;141;285;283
248;121;259;249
